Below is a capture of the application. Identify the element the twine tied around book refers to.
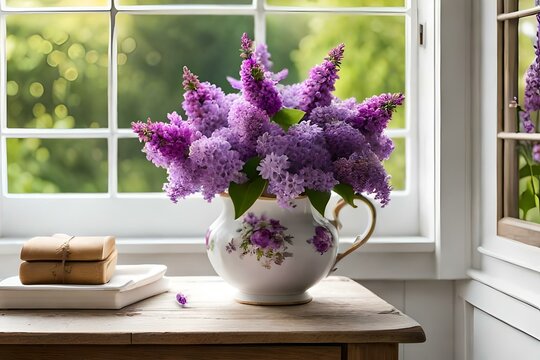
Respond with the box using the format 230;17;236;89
55;235;74;283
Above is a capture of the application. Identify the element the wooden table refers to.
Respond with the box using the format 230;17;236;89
0;276;425;360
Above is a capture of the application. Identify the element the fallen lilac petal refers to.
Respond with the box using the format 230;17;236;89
176;293;188;306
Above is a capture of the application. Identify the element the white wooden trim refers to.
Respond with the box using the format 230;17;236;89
497;6;540;21
434;0;472;278
497;131;540;140
457;279;540;341
254;0;265;44
477;246;540;274
263;6;409;15
468;268;540;310
109;4;118;197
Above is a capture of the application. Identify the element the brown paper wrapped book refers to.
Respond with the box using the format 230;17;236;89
19;234;117;285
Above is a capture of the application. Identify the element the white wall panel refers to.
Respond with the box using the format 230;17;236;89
473;309;540;360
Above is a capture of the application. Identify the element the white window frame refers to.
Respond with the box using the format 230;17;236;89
0;0;470;279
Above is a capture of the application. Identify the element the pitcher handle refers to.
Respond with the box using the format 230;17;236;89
330;194;377;271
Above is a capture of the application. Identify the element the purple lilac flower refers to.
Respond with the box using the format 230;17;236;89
349;93;405;135
182;66;230;137
175;293;188;307
334;150;392;207
255;43;273;72
534;144;540;162
365;133;394;161
285;122;332;171
307;226;333;255
163;160;200;202
298;167;337;192
298;43;345;115
227;98;271;159
257;153;290;181
131;116;195;168
525;12;540;113
240;56;283;116
227;76;243;90
323;122;366;159
256;122;335;205
240;32;253;59
278;84;303;109
271;69;289;82
520;108;536;133
189;135;246;201
268;171;306;208
333;97;358;111
308;103;355;129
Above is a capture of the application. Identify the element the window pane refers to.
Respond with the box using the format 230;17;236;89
118;138;166;192
7;138;108;193
267;14;406;129
6;14;109;128
5;0;109;7
519;0;536;11
118;0;250;4
385;137;405;191
117;15;253;128
267;0;404;7
518;141;540;223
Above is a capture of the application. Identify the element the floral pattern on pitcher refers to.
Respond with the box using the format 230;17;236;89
307;226;334;255
227;212;293;269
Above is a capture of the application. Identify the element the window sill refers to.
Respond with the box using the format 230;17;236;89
0;236;441;280
0;236;435;255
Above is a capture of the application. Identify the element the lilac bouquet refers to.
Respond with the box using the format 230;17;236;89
132;33;403;219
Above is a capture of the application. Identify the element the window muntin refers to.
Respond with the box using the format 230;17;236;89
0;0;418;238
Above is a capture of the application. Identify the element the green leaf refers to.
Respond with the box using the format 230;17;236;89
243;156;261;180
333;183;358;208
519;164;540;178
519;189;536;215
228;176;268;219
271;108;306;131
306;189;331;216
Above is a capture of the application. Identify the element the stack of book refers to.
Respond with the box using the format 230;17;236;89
0;264;169;309
19;234;118;285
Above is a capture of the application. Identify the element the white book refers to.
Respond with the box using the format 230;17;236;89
0;264;170;309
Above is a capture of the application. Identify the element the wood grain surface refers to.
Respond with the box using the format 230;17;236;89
347;343;398;360
0;345;342;360
0;276;426;345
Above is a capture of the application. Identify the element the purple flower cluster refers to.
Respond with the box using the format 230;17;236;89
525;13;540;114
307;226;333;255
243;213;291;250
334;150;392;207
230;212;293;268
240;57;282;116
299;44;345;115
256;122;338;207
133;34;402;210
182;66;230;137
132;113;195;168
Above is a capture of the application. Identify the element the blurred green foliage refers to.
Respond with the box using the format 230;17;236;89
7;0;407;194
